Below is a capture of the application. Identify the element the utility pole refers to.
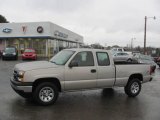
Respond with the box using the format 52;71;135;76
143;16;156;55
144;16;147;54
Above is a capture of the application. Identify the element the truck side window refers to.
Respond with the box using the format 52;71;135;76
96;52;110;66
71;51;94;66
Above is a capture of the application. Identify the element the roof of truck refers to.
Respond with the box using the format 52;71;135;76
64;48;110;52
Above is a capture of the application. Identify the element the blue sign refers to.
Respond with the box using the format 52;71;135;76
2;28;12;33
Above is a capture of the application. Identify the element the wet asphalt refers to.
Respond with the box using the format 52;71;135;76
0;59;160;120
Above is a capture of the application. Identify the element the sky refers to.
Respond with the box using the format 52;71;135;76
0;0;160;47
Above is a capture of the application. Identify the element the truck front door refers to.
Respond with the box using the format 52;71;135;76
65;51;97;90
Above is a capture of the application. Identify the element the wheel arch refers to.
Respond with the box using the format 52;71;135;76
32;77;62;92
127;73;143;85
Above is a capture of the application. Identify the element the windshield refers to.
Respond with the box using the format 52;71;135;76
4;48;16;53
50;50;75;65
24;49;35;53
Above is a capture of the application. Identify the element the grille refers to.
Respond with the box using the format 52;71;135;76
25;55;32;56
13;70;18;81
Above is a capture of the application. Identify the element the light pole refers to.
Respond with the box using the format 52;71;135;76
144;16;156;54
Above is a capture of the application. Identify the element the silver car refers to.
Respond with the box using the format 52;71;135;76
113;52;132;62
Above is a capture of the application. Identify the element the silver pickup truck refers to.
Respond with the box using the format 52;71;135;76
10;49;153;105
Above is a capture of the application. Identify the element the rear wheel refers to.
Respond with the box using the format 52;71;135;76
124;78;141;97
33;82;59;105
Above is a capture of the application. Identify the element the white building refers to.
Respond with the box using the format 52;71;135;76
0;22;83;57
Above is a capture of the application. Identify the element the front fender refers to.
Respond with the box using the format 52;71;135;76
23;68;65;90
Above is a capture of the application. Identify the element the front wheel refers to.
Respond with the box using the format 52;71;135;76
33;82;59;105
124;78;141;97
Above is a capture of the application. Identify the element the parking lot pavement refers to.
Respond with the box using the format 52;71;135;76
0;59;160;120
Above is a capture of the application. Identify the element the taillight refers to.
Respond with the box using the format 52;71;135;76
150;66;154;75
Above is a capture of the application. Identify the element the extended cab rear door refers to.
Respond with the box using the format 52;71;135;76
96;51;115;88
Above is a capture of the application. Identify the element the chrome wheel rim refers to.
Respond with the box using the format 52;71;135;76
131;82;139;94
39;87;54;102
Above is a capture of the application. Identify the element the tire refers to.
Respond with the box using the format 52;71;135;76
124;78;141;97
33;82;59;106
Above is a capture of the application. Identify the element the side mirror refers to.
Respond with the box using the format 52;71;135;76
69;61;78;68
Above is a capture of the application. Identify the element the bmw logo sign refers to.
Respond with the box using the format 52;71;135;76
37;26;43;33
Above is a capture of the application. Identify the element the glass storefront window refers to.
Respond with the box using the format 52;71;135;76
3;38;81;57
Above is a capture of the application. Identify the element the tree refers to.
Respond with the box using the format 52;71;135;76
91;43;104;49
0;15;8;23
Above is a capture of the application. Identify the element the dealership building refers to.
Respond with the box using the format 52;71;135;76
0;22;83;57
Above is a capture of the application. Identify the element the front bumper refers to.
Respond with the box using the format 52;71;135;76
22;55;36;60
3;55;17;59
143;75;153;83
10;77;33;93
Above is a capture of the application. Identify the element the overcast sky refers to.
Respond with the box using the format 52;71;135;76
0;0;160;47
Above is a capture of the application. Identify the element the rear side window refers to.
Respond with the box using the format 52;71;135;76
71;51;94;66
96;52;110;66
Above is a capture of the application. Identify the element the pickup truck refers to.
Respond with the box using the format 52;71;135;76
10;49;153;105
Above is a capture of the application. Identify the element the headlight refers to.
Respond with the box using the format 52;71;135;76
17;71;25;82
13;53;16;55
2;52;5;55
18;71;25;76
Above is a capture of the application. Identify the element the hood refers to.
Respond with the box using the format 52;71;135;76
14;61;59;71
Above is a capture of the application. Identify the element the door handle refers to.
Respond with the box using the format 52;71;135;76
91;69;96;73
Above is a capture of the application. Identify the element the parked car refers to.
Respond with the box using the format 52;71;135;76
153;56;160;67
113;52;133;62
22;48;37;60
133;54;157;72
111;47;125;55
153;57;158;62
2;47;18;60
11;48;153;105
